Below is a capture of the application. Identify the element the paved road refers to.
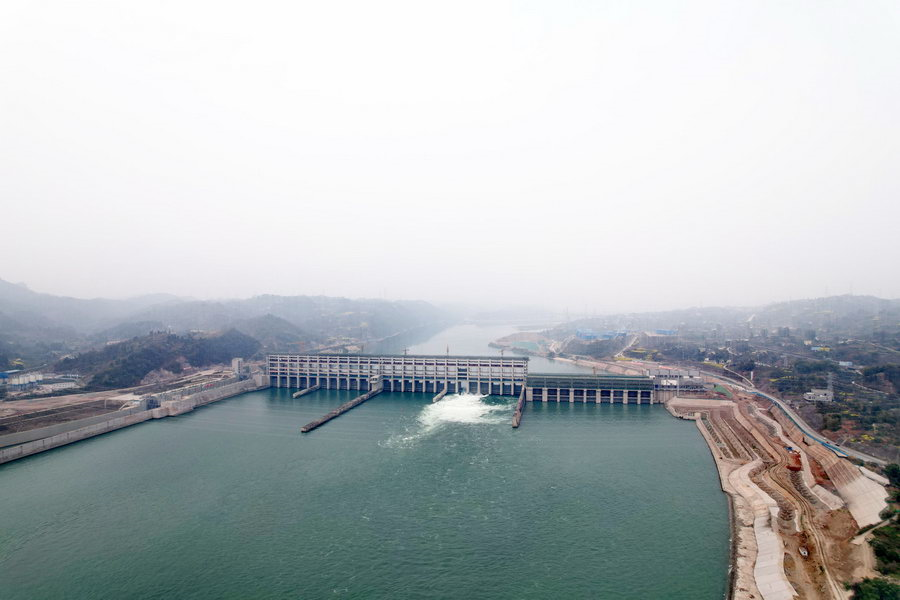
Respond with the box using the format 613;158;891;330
614;334;638;358
703;370;887;466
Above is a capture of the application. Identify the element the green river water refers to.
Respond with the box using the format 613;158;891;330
0;325;729;599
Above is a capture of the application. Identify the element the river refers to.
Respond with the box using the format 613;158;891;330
0;323;729;599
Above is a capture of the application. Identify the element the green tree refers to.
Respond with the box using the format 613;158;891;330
848;577;900;600
823;413;842;431
886;464;900;489
871;521;900;575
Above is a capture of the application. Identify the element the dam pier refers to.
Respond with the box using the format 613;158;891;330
300;380;384;433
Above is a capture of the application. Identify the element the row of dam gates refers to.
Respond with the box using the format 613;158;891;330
267;354;658;404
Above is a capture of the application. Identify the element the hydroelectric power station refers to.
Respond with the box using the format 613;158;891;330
267;354;657;432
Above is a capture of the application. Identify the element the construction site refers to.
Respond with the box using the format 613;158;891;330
668;388;889;600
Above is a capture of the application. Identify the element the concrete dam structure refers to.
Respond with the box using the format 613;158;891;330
267;354;657;404
525;373;655;404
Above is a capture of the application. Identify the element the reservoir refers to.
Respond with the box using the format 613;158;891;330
0;324;730;599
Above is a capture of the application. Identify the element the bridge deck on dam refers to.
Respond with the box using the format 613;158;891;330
268;354;657;403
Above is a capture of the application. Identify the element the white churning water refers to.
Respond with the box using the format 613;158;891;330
419;393;509;429
383;393;509;448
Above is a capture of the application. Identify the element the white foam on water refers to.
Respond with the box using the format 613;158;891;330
382;393;509;448
419;393;509;429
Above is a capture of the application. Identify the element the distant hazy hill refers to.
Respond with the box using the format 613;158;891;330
0;278;449;368
754;295;900;337
118;294;446;340
560;295;900;338
232;314;316;353
0;278;183;334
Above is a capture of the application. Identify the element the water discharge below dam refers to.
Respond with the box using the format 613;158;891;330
0;324;730;599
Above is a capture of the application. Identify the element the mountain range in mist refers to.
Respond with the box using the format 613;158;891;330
0;278;448;367
1;277;898;371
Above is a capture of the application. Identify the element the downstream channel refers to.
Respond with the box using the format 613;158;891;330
0;324;730;599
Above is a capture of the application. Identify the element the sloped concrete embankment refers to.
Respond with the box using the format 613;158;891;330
670;402;763;600
728;459;798;600
670;399;797;600
0;410;153;464
150;377;266;418
770;410;887;528
749;407;845;511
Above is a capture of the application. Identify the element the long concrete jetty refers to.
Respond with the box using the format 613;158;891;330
432;386;448;403
300;385;383;433
292;384;321;399
512;386;526;428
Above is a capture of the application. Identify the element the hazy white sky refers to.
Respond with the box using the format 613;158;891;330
2;1;898;312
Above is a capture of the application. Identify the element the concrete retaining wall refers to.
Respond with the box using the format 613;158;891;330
0;403;147;449
154;379;266;417
0;375;270;466
0;411;153;464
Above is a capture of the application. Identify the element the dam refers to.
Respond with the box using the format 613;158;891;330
266;353;657;403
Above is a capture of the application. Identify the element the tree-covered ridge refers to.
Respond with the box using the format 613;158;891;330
56;330;260;390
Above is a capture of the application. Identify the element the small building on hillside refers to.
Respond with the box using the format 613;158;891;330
804;388;833;402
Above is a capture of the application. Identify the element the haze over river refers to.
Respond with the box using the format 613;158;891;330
0;324;729;599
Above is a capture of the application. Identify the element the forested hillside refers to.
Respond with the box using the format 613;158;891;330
56;330;261;389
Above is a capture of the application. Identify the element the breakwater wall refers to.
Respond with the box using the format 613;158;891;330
0;375;269;465
0;403;148;449
512;386;526;428
150;377;267;417
293;384;321;399
0;410;153;465
301;386;383;433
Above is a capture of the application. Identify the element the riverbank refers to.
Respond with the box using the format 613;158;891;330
488;339;649;376
666;390;887;600
667;398;769;600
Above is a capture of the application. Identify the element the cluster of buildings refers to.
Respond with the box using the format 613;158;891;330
575;328;629;341
0;371;44;391
0;371;80;396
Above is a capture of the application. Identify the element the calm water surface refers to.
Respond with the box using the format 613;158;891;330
0;325;729;599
